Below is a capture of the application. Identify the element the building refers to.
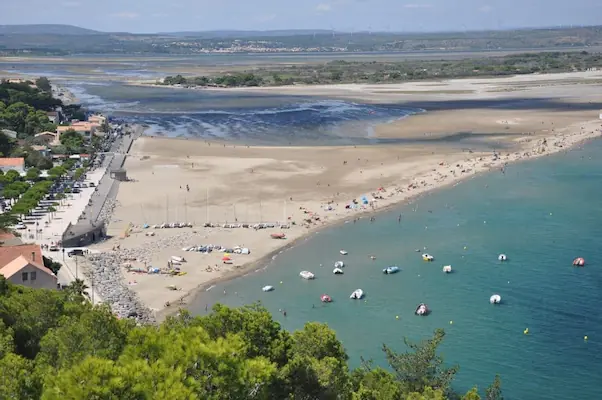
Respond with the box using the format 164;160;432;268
0;157;25;174
34;131;60;146
0;256;57;290
47;111;59;124
1;129;17;139
88;115;107;125
57;122;97;139
0;244;57;290
31;145;51;158
61;221;106;247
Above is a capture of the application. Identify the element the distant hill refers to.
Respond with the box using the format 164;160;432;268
159;29;335;38
0;24;100;35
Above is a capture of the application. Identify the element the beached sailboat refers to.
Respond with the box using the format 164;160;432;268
262;285;274;292
333;267;344;275
299;271;315;280
415;303;430;316
350;289;364;299
383;266;400;274
490;294;501;304
334;261;345;268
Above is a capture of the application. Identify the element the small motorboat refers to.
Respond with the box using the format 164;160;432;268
334;261;345;268
350;289;364;299
370;255;376;260
573;257;585;267
498;254;507;262
333;267;344;275
262;285;274;292
340;250;348;255
383;266;400;274
443;265;452;273
299;271;315;280
321;294;332;303
415;303;430;316
490;294;502;304
422;254;434;262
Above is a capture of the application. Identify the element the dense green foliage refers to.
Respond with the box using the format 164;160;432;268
163;51;602;87
0;276;503;399
1;25;602;54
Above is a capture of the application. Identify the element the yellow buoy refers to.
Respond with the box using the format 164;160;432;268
396;315;399;320
463;246;467;250
524;328;529;335
584;336;588;341
280;281;283;284
449;320;453;325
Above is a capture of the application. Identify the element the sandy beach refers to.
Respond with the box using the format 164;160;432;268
86;71;602;320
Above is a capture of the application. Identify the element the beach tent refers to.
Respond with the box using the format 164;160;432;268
222;255;231;261
361;196;369;205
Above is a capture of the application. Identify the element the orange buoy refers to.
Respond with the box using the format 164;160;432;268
573;257;585;267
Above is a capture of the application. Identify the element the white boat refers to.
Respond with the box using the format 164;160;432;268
300;271;315;280
383;266;400;274
498;254;507;261
422;254;434;261
334;261;345;268
262;285;274;292
340;250;348;255
333;267;344;275
350;289;364;299
415;303;429;316
443;265;452;273
490;294;502;304
171;256;186;263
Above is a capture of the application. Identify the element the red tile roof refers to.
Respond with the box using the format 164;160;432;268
0;158;25;167
0;244;43;268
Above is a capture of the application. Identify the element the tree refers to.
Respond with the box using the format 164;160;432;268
381;329;459;396
64;279;89;302
26;167;41;181
73;167;85;181
485;375;503;400
59;129;84;154
35;77;52;93
4;169;21;183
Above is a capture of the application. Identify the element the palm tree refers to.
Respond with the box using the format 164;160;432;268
65;278;89;301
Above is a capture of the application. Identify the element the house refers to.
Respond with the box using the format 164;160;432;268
0;256;57;290
47;111;59;124
0;232;22;247
57;122;97;139
31;145;51;158
0;157;25;174
88;115;107;125
35;131;60;146
0;244;56;290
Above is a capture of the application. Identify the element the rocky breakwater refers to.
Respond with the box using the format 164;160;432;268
87;252;156;324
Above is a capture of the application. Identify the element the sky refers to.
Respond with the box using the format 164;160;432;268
1;0;601;33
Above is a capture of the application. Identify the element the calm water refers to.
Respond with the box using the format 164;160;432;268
191;139;602;399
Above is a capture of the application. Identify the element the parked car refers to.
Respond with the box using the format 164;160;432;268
14;223;26;230
68;249;85;257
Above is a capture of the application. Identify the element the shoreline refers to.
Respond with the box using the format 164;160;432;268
153;120;602;321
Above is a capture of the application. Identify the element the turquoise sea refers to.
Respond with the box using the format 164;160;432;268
191;139;602;399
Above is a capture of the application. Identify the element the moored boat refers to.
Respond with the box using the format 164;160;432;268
350;289;364;299
443;265;452;273
498;254;507;261
422;254;434;262
415;303;430;316
333;267;344;275
262;285;274;292
383;266;400;274
299;271;315;280
573;257;585;267
334;261;345;268
490;294;501;304
321;294;332;303
340;250;348;255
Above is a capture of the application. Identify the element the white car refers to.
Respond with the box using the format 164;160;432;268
14;223;27;230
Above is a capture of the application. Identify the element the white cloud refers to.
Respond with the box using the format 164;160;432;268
316;3;332;12
111;12;139;19
479;5;493;13
403;3;433;8
61;1;80;6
